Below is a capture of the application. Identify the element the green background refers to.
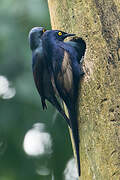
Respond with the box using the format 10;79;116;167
0;0;74;179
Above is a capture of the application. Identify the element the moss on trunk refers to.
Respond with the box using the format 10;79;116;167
48;0;120;179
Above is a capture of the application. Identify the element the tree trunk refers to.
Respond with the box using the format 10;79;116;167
48;0;120;179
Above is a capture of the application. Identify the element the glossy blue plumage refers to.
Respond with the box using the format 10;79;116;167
41;30;85;176
29;27;71;126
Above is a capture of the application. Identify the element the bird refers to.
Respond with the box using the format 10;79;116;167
29;27;71;127
41;30;85;176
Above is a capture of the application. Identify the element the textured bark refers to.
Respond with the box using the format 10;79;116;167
48;0;120;179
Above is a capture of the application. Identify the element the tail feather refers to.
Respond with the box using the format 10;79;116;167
68;107;81;176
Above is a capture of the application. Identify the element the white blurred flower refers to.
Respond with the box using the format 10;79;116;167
64;158;78;180
0;75;16;99
36;165;51;176
23;123;52;156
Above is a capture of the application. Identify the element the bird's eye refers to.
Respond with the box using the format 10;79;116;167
58;32;62;36
43;29;46;33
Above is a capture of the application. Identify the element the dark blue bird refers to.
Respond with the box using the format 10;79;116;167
41;30;85;176
29;27;71;126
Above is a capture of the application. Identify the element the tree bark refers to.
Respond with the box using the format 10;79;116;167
48;0;120;179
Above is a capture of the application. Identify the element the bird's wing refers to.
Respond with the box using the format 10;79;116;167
62;50;74;95
33;53;47;109
58;50;73;96
51;49;74;109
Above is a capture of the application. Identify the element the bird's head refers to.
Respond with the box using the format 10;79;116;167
42;30;75;42
29;27;46;50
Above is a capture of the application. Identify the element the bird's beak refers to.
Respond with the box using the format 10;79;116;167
63;33;76;38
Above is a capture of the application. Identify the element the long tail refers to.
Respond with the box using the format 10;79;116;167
68;106;81;176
